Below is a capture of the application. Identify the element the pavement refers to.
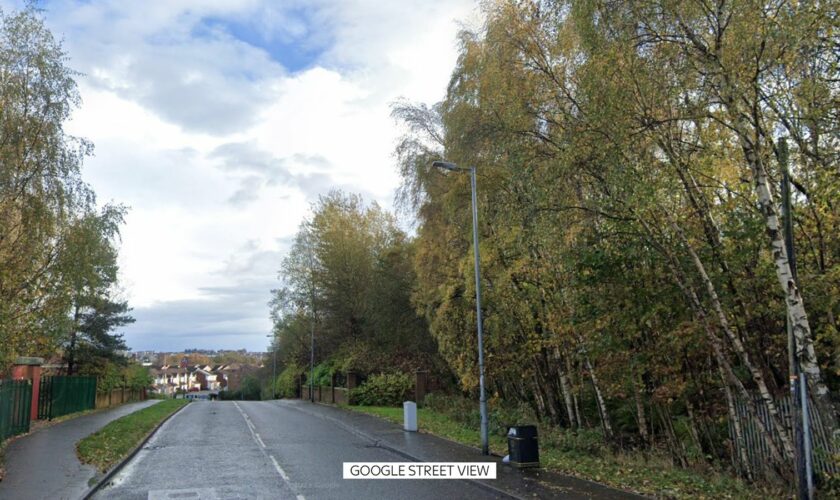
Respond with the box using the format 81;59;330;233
0;399;161;500
94;400;641;499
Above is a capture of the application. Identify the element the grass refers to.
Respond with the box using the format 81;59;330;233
76;399;189;472
345;405;773;499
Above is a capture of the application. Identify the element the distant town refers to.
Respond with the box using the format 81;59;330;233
127;350;266;396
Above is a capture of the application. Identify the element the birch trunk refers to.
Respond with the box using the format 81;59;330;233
637;216;788;473
555;347;577;429
671;16;838;440
633;376;650;444
683;21;840;434
577;336;613;439
670;219;795;461
735;120;830;404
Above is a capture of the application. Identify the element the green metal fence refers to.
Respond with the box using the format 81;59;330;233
0;379;32;440
38;376;96;420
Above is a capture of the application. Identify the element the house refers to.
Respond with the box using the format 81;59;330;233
194;367;223;391
150;365;200;395
149;362;261;395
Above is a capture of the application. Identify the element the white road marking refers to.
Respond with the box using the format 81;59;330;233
233;402;306;500
269;455;290;480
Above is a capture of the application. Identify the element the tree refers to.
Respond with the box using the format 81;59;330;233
0;5;94;369
57;205;130;375
270;191;445;379
392;0;840;482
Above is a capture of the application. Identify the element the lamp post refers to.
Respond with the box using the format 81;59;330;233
433;160;489;455
266;334;277;399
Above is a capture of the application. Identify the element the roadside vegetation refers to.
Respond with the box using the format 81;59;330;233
347;401;771;500
266;1;840;496
0;7;136;384
76;400;188;472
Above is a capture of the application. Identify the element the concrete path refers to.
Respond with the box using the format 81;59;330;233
0;399;161;500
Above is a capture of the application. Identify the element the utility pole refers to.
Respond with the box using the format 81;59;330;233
432;160;489;455
308;239;316;404
267;334;277;399
781;138;812;500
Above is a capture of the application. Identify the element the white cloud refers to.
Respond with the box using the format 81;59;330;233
33;0;478;351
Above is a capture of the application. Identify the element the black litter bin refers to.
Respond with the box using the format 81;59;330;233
507;425;540;468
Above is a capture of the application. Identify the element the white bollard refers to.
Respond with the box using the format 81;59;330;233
403;401;418;432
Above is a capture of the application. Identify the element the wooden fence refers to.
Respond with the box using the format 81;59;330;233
730;393;838;479
302;385;348;405
95;387;146;409
298;371;439;406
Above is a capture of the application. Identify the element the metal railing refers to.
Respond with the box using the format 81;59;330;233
38;376;96;420
0;379;32;440
730;393;838;480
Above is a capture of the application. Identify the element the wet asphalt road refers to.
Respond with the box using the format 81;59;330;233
94;400;502;500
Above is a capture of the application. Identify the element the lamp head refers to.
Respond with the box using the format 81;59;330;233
432;160;459;171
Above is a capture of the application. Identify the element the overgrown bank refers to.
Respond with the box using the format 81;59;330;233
347;396;774;499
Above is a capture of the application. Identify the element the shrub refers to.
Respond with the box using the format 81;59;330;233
350;372;413;406
424;393;537;437
275;364;301;398
540;427;606;456
311;362;335;386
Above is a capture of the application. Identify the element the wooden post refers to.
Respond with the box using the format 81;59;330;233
415;370;429;404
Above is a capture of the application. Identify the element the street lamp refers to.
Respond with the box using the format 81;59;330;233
266;334;277;399
432;160;489;456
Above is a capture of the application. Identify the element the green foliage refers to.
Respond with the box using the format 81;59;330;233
275;363;302;398
311;362;335;387
270;191;447;385
350;372;413;406
389;0;840;490
124;364;153;391
348;403;768;499
219;375;262;401
0;6;130;375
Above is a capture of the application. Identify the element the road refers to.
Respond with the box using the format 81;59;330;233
94;400;505;499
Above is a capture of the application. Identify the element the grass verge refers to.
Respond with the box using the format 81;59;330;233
77;399;188;472
345;405;771;499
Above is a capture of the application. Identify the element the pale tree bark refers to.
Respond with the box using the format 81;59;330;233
670;219;795;461
576;335;613;439
673;13;837;436
638;216;789;474
554;347;577;429
633;376;650;445
567;351;583;429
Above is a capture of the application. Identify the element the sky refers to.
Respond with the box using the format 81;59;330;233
4;0;477;352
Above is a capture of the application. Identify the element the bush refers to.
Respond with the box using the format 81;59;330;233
219;376;262;401
350;372;413;406
273;364;300;398
311;362;335;386
540;427;606;456
424;393;537;437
